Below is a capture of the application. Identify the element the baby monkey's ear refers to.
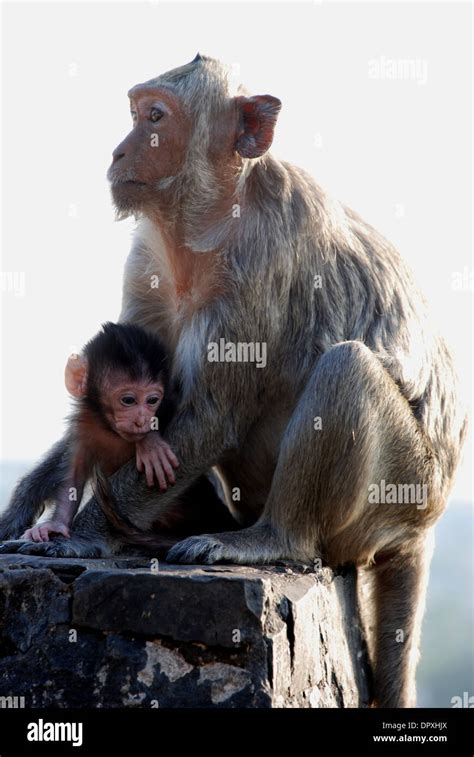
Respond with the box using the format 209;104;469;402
65;354;89;398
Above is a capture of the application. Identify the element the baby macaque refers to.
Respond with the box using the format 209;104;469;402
22;322;178;543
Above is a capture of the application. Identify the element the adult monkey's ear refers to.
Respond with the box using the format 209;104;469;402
65;354;88;398
235;95;282;159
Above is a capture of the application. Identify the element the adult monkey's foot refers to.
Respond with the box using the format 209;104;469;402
166;522;303;565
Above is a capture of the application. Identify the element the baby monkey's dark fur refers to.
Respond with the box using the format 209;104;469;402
0;322;235;551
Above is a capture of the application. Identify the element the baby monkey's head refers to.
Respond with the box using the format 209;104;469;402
65;322;169;441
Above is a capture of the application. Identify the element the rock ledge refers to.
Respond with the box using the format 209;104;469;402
0;555;370;708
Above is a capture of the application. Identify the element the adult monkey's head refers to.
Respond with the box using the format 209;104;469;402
107;54;281;242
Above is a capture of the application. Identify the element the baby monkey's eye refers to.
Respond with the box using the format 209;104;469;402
147;396;160;406
120;396;136;406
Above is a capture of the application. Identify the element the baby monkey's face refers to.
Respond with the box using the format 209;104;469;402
102;378;165;441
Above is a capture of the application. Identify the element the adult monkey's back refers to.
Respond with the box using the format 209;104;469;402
8;55;466;708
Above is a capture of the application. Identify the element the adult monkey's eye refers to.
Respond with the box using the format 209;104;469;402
121;395;136;406
130;110;137;125
150;107;164;123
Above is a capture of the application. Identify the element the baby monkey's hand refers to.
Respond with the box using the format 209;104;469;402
135;433;179;489
21;521;71;542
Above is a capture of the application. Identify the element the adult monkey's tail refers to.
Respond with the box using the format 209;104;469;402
93;466;239;555
92;467;178;552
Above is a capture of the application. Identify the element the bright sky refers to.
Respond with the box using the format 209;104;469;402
1;1;472;502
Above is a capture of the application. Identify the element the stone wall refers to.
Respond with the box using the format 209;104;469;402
0;555;371;708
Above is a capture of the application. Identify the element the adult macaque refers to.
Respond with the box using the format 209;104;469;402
1;55;466;708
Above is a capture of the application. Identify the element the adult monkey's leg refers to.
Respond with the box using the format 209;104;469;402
168;341;437;564
167;341;440;708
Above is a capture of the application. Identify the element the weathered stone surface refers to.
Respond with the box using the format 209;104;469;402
0;567;70;652
0;555;371;708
